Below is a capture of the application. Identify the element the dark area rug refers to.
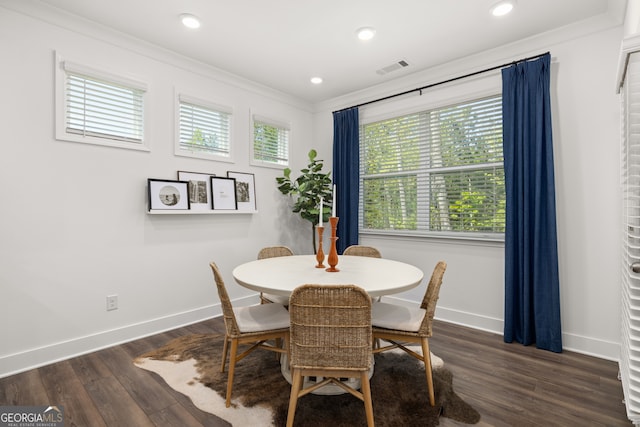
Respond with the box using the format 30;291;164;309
135;333;480;426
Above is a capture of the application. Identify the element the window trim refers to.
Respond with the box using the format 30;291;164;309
54;53;149;151
359;87;505;241
174;91;234;163
249;112;290;169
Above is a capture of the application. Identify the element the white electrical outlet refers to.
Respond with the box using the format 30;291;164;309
106;295;118;311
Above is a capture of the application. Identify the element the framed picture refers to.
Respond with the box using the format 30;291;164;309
227;171;257;211
210;176;237;210
148;179;190;211
177;171;216;210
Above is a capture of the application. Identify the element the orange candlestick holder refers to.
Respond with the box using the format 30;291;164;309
315;225;325;268
326;216;339;272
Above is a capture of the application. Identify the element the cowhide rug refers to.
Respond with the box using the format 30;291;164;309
134;334;480;426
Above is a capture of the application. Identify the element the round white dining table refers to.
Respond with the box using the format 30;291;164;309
232;254;424;298
232;254;424;395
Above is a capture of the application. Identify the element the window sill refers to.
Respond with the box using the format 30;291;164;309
359;229;504;246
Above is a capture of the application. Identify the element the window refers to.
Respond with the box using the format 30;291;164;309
177;94;233;161
360;95;505;239
56;57;147;150
251;114;289;167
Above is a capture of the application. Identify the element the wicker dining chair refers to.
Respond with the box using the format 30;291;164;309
371;260;447;407
209;261;290;407
257;246;294;305
343;245;382;258
286;284;374;427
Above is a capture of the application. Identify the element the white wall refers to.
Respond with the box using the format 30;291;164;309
625;0;640;36
0;4;316;377
0;2;625;378
314;23;623;360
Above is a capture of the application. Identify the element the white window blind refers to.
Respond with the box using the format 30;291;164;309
360;95;504;238
178;96;232;159
620;50;640;423
252;115;289;167
64;64;145;144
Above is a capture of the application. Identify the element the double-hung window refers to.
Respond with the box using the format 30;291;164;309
176;94;233;161
251;114;290;168
56;57;147;150
360;95;505;240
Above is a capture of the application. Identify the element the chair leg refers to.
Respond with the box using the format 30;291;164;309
360;372;375;427
275;338;283;361
286;369;304;427
421;338;435;406
372;338;381;350
225;339;239;408
220;335;229;372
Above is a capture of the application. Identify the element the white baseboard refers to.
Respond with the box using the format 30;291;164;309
3;294;621;379
434;305;505;335
0;303;228;379
561;332;620;362
381;295;621;362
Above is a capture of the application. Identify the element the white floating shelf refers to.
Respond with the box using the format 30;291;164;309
148;210;256;215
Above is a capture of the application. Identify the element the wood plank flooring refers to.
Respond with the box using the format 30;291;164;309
0;318;630;426
430;322;629;427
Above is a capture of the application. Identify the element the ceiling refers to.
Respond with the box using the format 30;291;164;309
36;0;625;104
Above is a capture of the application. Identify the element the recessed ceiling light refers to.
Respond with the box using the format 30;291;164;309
310;77;323;85
356;27;376;41
490;1;515;17
180;13;201;29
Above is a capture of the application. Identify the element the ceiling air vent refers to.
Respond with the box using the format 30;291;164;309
376;60;409;76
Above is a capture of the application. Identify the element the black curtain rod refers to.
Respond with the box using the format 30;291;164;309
332;51;550;114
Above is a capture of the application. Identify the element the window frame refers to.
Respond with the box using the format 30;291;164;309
359;86;505;243
175;92;234;163
55;53;149;151
250;112;290;169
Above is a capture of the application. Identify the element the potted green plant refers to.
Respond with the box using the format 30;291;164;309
276;149;333;254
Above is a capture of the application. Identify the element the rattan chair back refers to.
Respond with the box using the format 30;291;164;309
258;245;294;259
210;261;240;337
419;260;447;337
289;284;372;371
257;246;294;305
343;245;382;258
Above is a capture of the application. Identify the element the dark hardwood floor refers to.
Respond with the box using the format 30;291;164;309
0;318;630;426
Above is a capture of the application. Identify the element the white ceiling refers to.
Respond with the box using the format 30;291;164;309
36;0;626;104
